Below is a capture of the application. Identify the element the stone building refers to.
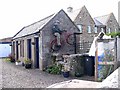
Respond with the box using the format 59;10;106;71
118;1;120;26
12;6;119;70
12;10;79;70
66;6;119;53
94;13;119;34
66;6;96;53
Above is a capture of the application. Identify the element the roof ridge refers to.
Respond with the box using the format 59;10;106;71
95;13;112;18
25;14;54;28
13;14;54;38
13;9;64;39
94;13;112;25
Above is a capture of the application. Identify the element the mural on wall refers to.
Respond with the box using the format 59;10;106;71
97;40;114;81
51;20;75;51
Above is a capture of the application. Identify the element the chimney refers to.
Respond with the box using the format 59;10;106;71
67;7;73;12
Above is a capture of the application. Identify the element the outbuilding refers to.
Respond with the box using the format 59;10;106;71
0;37;12;58
12;9;79;70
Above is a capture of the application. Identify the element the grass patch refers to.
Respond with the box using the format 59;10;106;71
3;58;11;62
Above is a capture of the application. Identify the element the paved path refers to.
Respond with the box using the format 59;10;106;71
1;59;71;88
47;79;100;88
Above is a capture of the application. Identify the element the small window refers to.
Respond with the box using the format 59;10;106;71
108;28;111;33
101;28;104;32
115;28;117;32
94;27;97;33
77;25;82;33
87;26;91;33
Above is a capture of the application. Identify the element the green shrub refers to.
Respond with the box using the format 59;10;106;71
46;64;61;74
106;32;120;37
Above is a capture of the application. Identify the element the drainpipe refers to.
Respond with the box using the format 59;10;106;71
74;33;77;54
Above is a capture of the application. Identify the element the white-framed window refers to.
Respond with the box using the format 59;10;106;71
115;28;117;32
77;24;82;33
87;26;91;33
108;28;111;33
101;28;104;32
94;27;97;33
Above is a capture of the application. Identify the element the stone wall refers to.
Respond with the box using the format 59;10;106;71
106;13;119;33
118;1;120;25
41;10;79;69
74;6;96;42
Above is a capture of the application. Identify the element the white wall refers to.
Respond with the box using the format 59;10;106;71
117;37;120;61
0;44;11;58
118;1;120;26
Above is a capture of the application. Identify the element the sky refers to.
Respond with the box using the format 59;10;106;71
0;0;119;39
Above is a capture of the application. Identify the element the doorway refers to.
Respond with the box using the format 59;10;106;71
27;39;32;59
16;41;19;60
35;37;39;68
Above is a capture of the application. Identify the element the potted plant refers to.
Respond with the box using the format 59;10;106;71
62;63;70;78
24;58;32;69
15;60;22;65
8;54;15;63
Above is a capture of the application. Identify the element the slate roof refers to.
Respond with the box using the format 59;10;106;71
0;37;12;43
13;6;93;39
13;14;55;39
94;13;111;25
93;18;103;26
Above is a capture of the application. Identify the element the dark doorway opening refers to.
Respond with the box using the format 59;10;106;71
27;39;32;59
13;42;15;56
35;37;39;68
16;41;19;60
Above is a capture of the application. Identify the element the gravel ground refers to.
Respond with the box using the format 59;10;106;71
2;58;119;89
1;59;71;88
0;59;94;88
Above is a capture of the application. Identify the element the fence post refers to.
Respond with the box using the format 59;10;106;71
95;39;98;81
114;37;117;70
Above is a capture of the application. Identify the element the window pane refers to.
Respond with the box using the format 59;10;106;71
108;28;111;33
94;27;97;33
87;26;91;33
101;28;104;32
115;28;117;32
77;25;82;33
